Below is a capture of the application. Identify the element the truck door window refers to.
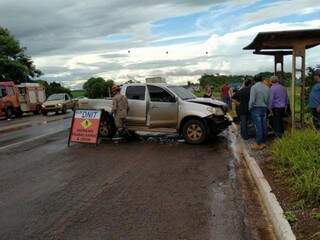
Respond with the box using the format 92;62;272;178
0;87;7;97
148;86;174;102
126;86;145;100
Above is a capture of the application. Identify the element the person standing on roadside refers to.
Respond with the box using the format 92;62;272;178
221;82;232;111
309;68;320;130
249;74;270;150
112;85;129;137
232;79;252;140
268;76;288;137
203;85;213;98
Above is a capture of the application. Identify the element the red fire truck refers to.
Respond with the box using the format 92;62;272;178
18;83;46;114
0;81;46;118
0;81;22;118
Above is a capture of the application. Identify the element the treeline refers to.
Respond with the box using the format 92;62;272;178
83;77;114;98
198;72;293;89
35;80;72;97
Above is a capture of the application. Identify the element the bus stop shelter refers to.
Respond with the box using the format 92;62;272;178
243;29;320;129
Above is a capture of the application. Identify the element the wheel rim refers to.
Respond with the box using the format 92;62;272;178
187;124;203;141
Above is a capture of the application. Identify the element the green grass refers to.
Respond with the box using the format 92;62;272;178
71;90;85;98
284;211;298;225
270;129;320;207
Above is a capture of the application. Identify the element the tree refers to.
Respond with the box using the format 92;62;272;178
0;26;42;83
83;77;114;98
35;80;72;97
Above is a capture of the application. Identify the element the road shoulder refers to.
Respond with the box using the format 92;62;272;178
229;123;296;240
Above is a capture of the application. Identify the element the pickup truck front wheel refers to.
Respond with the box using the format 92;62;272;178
182;119;207;144
62;106;67;114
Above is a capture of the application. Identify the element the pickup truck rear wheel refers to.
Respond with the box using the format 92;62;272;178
182;119;207;144
99;114;116;138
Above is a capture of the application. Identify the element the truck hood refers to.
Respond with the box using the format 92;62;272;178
43;100;63;106
187;98;228;112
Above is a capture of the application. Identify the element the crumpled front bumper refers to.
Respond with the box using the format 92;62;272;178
205;114;232;135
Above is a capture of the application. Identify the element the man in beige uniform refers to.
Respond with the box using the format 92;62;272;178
112;85;129;136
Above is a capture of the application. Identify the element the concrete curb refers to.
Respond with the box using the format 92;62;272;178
230;123;296;240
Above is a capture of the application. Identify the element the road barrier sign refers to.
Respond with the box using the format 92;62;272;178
68;109;102;146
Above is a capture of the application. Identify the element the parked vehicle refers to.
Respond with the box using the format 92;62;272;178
0;81;22;118
78;83;231;144
18;83;46;115
229;82;242;93
41;93;75;115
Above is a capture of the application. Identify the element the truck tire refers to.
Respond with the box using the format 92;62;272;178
99;113;116;138
42;111;48;116
62;106;67;114
15;108;23;118
182;119;207;144
33;106;40;115
5;107;13;119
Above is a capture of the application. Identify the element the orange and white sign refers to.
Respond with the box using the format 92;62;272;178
69;110;102;145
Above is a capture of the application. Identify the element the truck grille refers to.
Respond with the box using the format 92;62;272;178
46;105;56;109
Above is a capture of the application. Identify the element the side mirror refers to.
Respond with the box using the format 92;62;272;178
169;96;177;103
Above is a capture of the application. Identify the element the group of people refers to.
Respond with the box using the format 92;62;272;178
232;69;320;150
203;83;233;111
233;75;288;150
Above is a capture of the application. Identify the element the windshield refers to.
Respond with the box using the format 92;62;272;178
47;94;64;101
168;86;196;100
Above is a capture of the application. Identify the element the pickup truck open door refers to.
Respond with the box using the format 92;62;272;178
146;85;178;128
125;85;147;126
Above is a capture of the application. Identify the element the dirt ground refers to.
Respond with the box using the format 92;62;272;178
262;163;320;240
0;131;274;240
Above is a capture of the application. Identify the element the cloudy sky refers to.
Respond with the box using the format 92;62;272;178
1;0;319;89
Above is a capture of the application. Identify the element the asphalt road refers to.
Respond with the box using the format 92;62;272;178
0;121;275;240
0;112;72;148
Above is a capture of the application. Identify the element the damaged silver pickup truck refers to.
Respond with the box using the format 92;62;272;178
78;83;231;144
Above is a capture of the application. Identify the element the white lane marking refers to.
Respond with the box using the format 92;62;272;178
0;128;69;151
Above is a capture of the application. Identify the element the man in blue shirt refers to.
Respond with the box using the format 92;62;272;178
249;74;270;150
309;69;320;130
268;76;288;137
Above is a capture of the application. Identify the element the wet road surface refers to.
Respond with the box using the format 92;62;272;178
0;129;275;240
0;112;72;147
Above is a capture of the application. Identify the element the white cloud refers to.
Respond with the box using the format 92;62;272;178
243;0;320;23
33;19;320;89
2;0;319;89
